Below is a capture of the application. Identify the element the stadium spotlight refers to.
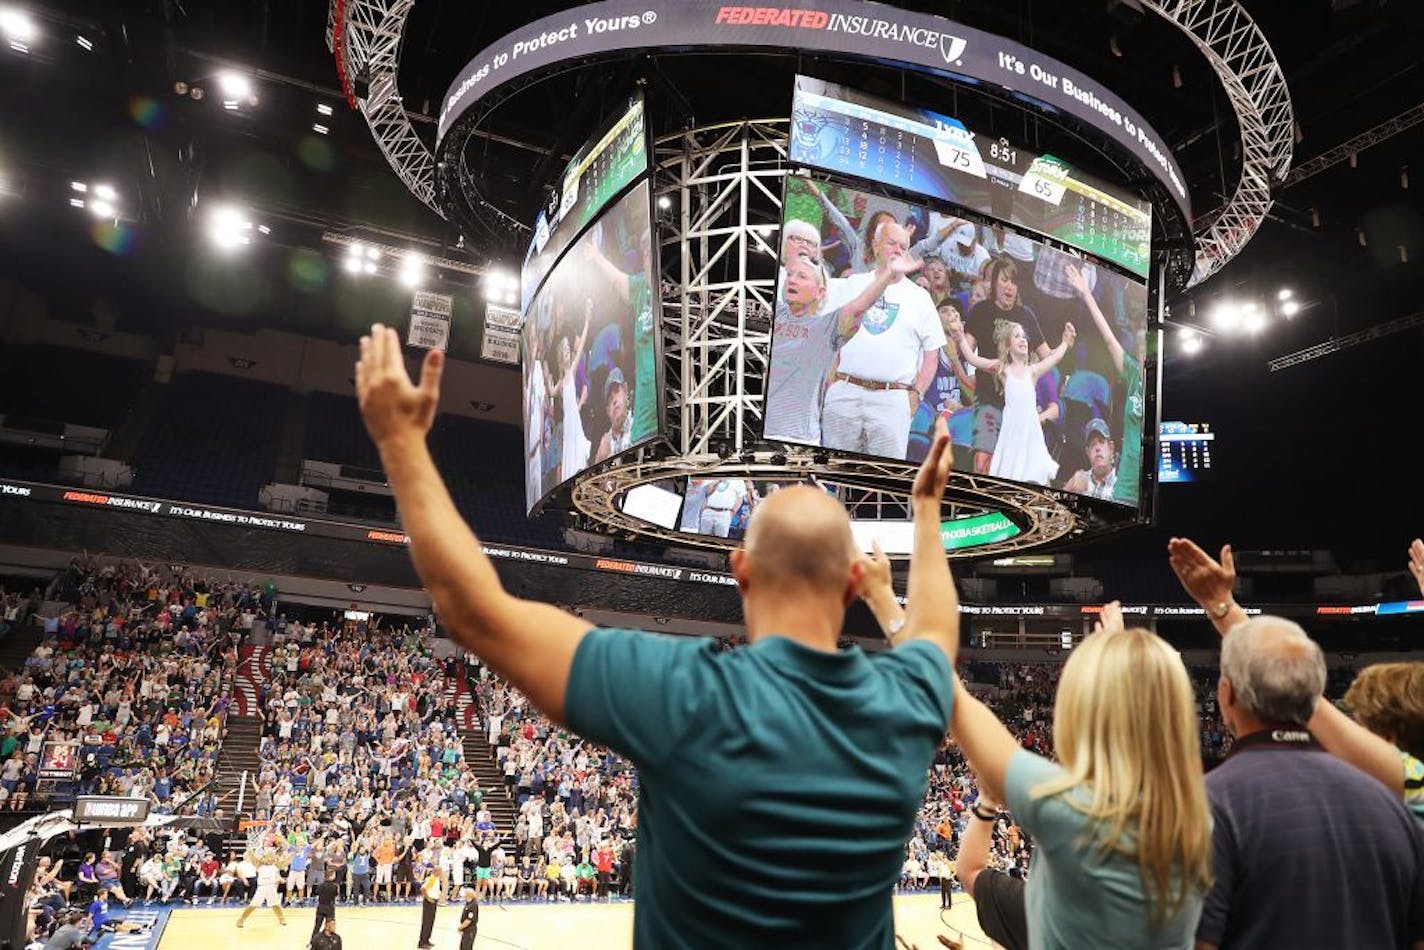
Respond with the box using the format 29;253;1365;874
363;260;377;275
0;7;36;46
1179;328;1202;355
1243;311;1267;335
312;123;330;135
400;253;424;288
207;203;253;249
657;195;672;210
316;103;334;116
482;267;516;302
70;181;87;193
75;33;92;51
217;70;252;101
88;199;116;219
1281;300;1300;317
1210;303;1243;333
343;256;362;275
1277;288;1293;301
92;183;117;202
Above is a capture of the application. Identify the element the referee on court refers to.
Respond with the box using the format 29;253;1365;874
457;886;479;949
417;866;442;949
357;325;959;948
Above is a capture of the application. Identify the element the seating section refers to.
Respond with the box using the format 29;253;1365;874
304;390;382;471
130;372;287;509
0;344;147;430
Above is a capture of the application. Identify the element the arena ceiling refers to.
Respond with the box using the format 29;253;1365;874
0;0;1421;561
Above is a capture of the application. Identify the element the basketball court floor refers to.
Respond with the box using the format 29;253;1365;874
152;893;990;949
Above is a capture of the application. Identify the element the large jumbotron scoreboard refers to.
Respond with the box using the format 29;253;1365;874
445;1;1184;557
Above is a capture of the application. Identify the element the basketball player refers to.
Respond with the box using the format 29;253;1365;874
235;856;287;928
356;323;960;947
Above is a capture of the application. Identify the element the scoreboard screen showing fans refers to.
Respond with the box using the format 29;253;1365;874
522;95;649;311
1158;421;1215;484
522;180;662;512
769;172;1150;509
679;477;837;541
789;76;1152;278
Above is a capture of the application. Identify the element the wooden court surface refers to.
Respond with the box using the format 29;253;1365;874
157;893;992;949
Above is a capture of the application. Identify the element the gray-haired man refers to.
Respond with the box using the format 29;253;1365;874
1168;537;1424;950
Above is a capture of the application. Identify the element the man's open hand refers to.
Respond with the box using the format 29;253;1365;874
912;415;953;505
1167;537;1236;607
356;323;444;448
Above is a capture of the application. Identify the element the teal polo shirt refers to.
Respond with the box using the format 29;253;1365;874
566;629;953;949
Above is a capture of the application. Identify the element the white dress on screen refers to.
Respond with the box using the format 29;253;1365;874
989;369;1058;486
560;373;590;482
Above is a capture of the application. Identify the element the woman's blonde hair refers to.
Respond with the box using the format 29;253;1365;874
1033;626;1213;925
1344;662;1424;760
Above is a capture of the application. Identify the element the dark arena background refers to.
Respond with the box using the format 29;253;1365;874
0;1;1422;948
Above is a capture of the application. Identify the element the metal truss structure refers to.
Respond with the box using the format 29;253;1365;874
333;1;1293;288
1139;1;1294;288
327;0;443;218
567;451;1082;560
1283;102;1424;189
1268;311;1424;372
654;120;787;457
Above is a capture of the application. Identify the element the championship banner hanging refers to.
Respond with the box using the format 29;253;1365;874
480;303;523;365
408;291;454;351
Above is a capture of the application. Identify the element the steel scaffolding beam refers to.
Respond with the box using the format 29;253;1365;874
655;120;787;456
329;0;442;219
1140;1;1295;288
1283;102;1424;189
1268;311;1424;372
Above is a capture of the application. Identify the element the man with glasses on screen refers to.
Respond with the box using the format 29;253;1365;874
354;323;959;948
821;220;945;460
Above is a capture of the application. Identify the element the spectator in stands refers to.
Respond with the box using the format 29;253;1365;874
1167;537;1424;947
1170;537;1424;819
950;773;1026;950
948;601;1212;947
357;324;960;946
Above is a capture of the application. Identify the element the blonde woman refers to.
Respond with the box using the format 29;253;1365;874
949;608;1212;947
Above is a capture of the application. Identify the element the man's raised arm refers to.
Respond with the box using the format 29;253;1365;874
904;417;960;663
357;324;590;724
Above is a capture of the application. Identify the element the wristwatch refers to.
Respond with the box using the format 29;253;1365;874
1211;601;1234;619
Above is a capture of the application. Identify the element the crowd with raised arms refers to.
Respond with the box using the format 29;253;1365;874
472;670;639;901
0;558;241;815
